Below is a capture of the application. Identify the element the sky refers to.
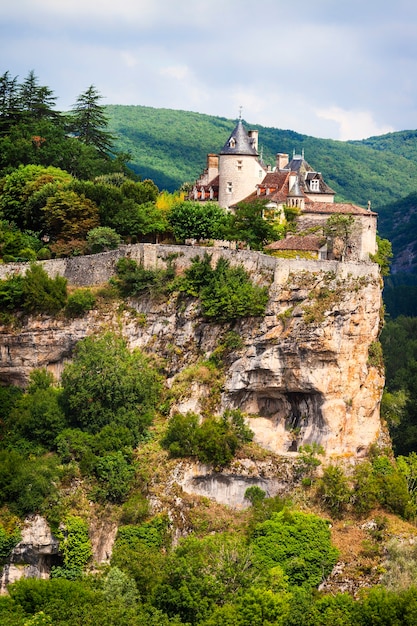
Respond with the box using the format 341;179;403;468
2;0;417;141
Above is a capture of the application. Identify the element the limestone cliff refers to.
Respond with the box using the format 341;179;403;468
0;245;384;465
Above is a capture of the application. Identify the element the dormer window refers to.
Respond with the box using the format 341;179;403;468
310;179;320;192
229;138;236;148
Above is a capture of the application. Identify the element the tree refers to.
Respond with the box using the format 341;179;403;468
168;201;229;242
61;333;162;437
370;235;393;276
0;164;73;229
69;85;115;155
18;71;59;122
252;509;339;588
0;71;19;133
228;200;283;250
43;189;100;244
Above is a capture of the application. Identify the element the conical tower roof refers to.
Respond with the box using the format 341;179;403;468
220;119;258;156
288;175;303;197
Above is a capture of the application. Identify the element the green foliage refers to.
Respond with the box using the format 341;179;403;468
244;486;266;507
43;189;100;243
0;164;72;230
228;200;283;250
380;316;417;454
8;372;66;448
295;443;325;484
0;525;21;565
252;509;339;588
317;465;351;518
155;532;260;624
22;263;67;313
68;85;116;155
0;450;61;517
86;226;121;253
54;515;92;577
370;235;393;276
161;409;253;467
64;288;96;317
61;332;162;437
93;451;135;503
168;201;229;242
179;254;269;321
112;256;175;298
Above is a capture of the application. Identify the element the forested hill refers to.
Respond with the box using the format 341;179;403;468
105;104;417;209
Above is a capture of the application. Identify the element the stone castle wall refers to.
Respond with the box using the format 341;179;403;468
0;243;380;288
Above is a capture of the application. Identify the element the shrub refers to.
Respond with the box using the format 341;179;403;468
161;410;253;467
21;263;67;314
61;333;162;437
93;451;135;503
65;288;96;317
112;257;175;298
0;525;21;566
86;226;121;253
317;465;351;518
178;254;269;322
252;509;339;588
53;515;92;579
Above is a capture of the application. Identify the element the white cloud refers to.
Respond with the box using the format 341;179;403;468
160;65;191;81
316;106;394;140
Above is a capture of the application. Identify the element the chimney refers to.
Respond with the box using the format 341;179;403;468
207;154;219;180
276;153;289;170
248;130;259;151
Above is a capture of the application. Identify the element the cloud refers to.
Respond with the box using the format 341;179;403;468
316;107;395;141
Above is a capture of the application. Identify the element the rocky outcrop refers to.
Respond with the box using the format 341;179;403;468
0;516;59;594
0;247;384;502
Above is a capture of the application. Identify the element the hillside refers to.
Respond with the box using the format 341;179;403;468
106;104;417;209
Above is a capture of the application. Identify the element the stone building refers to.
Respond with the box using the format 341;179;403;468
190;118;377;261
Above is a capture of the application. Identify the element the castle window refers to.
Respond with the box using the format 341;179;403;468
310;179;320;192
237;159;242;171
227;182;233;193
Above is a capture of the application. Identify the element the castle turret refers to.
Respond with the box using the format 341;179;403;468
218;119;265;208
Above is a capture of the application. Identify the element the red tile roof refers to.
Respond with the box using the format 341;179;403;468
265;235;326;251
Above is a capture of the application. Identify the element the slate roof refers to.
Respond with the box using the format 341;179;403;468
220;120;258;156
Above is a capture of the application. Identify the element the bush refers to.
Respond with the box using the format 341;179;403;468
21;263;67;314
161;409;253;467
93;451;135;503
86;226;121;253
112;257;175;298
178;254;269;321
317;465;351;518
65;288;96;317
252;509;339;588
61;333;162;437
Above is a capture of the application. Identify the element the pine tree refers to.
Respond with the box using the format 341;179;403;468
69;85;115;155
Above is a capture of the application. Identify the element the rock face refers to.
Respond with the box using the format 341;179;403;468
0;246;384;500
0;516;59;594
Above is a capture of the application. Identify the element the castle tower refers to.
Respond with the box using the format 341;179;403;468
287;173;305;209
218;119;266;209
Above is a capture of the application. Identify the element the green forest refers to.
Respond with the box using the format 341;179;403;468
2;70;417;624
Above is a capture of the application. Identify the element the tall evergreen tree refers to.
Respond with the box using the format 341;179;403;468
18;70;59;121
69;85;115;155
0;71;20;133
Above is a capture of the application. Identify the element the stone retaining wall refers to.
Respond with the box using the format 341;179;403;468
0;243;380;287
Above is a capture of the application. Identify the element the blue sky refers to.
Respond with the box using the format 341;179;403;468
2;0;417;140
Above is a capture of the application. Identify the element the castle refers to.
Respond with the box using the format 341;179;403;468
190;118;377;262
